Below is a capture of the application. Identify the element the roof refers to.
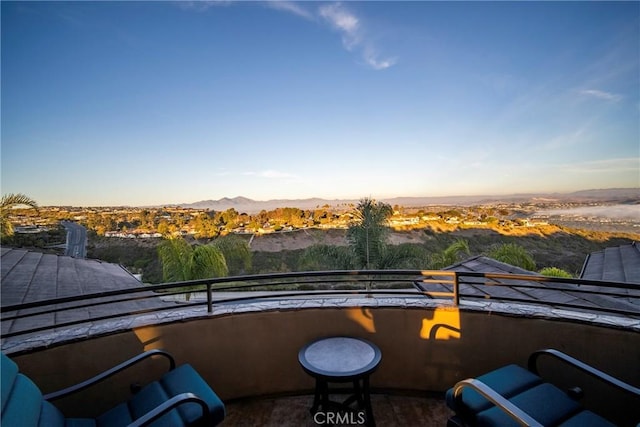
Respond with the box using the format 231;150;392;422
1;247;169;340
431;255;640;316
580;242;640;284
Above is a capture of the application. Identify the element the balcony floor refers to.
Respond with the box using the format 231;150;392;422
222;393;453;426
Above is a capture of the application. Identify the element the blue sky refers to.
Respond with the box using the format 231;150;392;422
2;1;638;206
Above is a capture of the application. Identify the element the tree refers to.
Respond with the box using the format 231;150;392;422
347;198;393;269
209;234;252;275
299;244;356;271
1;193;38;238
157;237;228;283
430;239;470;269
301;197;426;271
488;243;536;271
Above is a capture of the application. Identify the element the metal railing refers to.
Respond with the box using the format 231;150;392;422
2;270;639;340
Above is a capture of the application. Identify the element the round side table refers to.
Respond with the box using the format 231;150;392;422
298;336;382;426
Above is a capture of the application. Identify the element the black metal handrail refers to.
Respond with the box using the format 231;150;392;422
1;270;638;341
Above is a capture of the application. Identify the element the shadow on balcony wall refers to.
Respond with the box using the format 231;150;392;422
10;303;640;425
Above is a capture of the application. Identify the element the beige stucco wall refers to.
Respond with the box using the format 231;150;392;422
12;305;640;425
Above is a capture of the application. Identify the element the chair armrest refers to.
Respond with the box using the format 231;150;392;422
44;349;176;401
452;378;543;427
528;349;640;397
126;392;209;427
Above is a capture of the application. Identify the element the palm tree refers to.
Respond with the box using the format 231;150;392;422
301;198;427;272
347;198;393;269
209;234;252;275
488;243;536;271
1;193;38;238
430;239;470;269
157;237;228;283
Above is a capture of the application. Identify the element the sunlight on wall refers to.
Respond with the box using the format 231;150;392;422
346;307;376;333
420;306;461;340
133;325;164;350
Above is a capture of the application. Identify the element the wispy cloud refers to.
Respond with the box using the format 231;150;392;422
266;1;313;20
270;1;396;70
579;89;622;102
540;126;590;151
244;170;297;179
177;1;232;12
318;3;396;70
564;157;638;173
318;3;361;49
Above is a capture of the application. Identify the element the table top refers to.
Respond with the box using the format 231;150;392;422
298;336;382;379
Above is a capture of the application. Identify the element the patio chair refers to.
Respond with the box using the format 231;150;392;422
445;348;639;427
1;349;225;426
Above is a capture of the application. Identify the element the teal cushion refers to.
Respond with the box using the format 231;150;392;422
1;374;43;427
558;410;616;427
130;381;184;427
96;402;131;427
446;364;542;415
65;419;96;427
476;383;582;427
161;364;225;426
39;401;65;427
1;353;19;413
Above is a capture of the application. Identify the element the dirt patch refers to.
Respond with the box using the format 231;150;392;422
249;228;349;252
387;230;430;245
250;228;436;252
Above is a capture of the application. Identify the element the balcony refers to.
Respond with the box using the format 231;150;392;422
1;269;639;426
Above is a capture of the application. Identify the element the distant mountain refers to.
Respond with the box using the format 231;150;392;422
180;196;351;213
178;188;639;213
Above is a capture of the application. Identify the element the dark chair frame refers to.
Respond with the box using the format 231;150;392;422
42;349;212;427
449;348;640;427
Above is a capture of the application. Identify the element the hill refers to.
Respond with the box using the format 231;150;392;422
178;188;639;213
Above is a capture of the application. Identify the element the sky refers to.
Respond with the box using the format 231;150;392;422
1;1;639;207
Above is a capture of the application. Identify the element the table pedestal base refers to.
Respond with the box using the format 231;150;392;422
310;376;375;427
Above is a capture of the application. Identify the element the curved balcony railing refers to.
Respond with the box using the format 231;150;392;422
2;270;639;341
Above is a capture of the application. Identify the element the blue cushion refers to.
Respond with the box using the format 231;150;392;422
475;383;582;427
1;374;43;427
96;402;131;427
558;410;617;427
1;353;19;413
39;401;66;427
130;381;185;427
1;352;223;427
64;419;96;427
161;364;226;426
446;364;542;415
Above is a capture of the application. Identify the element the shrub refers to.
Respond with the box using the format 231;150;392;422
488;243;536;271
539;267;573;278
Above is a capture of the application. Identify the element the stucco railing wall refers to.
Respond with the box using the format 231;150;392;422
11;303;640;425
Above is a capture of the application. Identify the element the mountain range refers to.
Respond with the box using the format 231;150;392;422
177;188;639;213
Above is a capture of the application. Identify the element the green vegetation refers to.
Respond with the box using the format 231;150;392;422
83;225;637;283
1;193;38;238
157;237;228;282
157;235;252;281
488;243;537;271
300;198;428;271
3;196;637;284
429;238;470;269
539;267;573;278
